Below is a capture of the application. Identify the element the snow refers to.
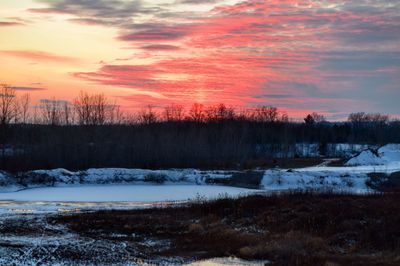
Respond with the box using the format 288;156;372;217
0;144;399;206
22;168;234;188
345;150;383;166
262;169;370;193
0;185;259;203
378;144;400;162
0;171;18;192
346;144;400;166
261;144;400;192
0;143;399;266
187;257;270;265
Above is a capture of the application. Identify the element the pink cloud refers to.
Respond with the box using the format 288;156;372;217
1;50;79;64
0;21;24;27
30;0;398;117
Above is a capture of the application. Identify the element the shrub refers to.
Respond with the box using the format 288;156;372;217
144;173;167;184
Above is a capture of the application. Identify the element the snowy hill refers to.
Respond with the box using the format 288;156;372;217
346;144;400;166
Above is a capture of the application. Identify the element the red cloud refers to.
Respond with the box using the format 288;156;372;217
60;0;399;117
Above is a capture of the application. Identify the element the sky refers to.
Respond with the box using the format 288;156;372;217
0;0;399;119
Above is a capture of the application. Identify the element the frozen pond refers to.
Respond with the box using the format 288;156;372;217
0;184;259;202
0;185;262;214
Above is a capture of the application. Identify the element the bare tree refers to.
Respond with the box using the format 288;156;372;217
163;104;184;122
189;103;205;123
348;112;367;124
109;104;125;125
0;84;17;126
280;113;289;123
252;106;279;122
74;92;114;125
348;112;389;124
40;98;63;125
19;93;31;124
138;105;158;124
205;103;235;122
368;113;389;124
304;112;325;125
63;102;73;125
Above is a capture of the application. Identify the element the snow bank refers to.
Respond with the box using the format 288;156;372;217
0;168;237;192
346;150;383;166
0;171;20;192
262;169;369;193
378;144;400;162
28;168;233;186
346;144;400;166
187;257;270;266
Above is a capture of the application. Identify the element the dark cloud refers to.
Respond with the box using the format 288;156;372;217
119;28;188;41
140;44;180;50
0;21;24;27
13;86;47;92
255;94;292;99
176;0;221;4
34;0;146;18
67;18;111;26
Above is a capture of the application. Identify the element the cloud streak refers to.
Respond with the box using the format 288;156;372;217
0;21;24;27
1;50;79;64
13;86;47;92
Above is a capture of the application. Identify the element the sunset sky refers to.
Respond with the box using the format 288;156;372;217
1;0;399;119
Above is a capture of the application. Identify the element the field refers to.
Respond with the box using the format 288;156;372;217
1;144;400;265
0;192;399;265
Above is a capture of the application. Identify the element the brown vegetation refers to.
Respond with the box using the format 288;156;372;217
52;192;400;265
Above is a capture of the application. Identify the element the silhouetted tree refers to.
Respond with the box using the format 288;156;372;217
0;84;17;126
74;91;114;125
253;106;279;122
40;98;64;126
19;93;30;124
348;112;389;124
163;104;184;122
205;103;235;122
304;112;325;125
189;103;206;123
138;105;158;124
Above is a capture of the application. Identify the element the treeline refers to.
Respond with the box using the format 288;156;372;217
1;84;399;172
0;84;394;126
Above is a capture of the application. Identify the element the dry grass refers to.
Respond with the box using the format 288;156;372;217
51;192;400;265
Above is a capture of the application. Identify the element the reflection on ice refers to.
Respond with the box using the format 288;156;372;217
0;185;260;214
